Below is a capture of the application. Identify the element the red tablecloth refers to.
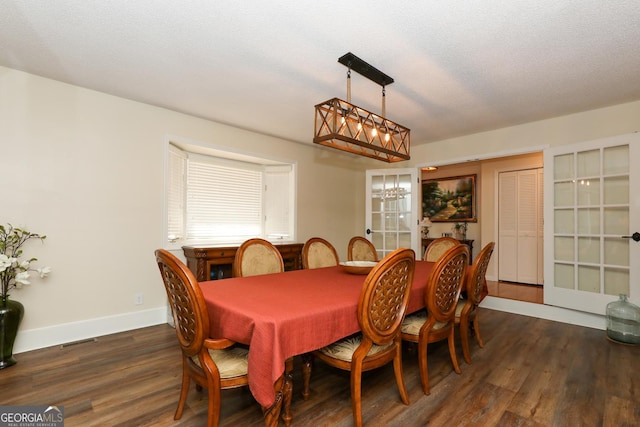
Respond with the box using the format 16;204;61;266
199;261;433;407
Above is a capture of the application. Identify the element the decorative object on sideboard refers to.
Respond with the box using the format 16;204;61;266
0;224;51;369
313;52;410;162
419;217;433;238
452;222;468;240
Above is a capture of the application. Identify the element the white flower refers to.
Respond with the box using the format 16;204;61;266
37;266;52;278
0;254;12;272
15;271;31;287
0;254;17;271
1;224;48;297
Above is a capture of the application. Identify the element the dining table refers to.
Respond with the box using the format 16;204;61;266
199;260;434;426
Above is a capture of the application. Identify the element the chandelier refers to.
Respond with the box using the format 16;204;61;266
313;52;410;162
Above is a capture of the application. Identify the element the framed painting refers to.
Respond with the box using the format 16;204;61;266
422;174;477;222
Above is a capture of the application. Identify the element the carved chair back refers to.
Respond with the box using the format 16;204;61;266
423;236;460;262
302;237;339;269
233;238;284;277
348;236;379;262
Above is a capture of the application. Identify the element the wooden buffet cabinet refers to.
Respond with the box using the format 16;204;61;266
182;243;304;281
421;238;474;264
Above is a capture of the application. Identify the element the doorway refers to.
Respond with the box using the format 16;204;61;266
419;151;544;304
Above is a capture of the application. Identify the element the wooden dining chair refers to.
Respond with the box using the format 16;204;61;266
456;242;495;364
423;236;460;262
302;237;339;269
155;249;251;427
233;238;284;277
401;244;469;395
305;248;415;427
347;236;379;262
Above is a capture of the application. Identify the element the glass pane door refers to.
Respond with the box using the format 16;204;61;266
366;168;419;259
544;133;640;315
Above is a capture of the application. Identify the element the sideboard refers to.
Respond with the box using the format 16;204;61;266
182;243;304;281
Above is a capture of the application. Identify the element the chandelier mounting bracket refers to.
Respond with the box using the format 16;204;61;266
338;52;394;87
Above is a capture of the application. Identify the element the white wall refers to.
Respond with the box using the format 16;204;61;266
1;66;377;352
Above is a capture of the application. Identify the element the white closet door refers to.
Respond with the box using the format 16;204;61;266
537;168;545;284
517;169;540;284
498;168;543;285
498;172;518;281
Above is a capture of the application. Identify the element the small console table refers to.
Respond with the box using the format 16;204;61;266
183;243;304;281
422;238;474;264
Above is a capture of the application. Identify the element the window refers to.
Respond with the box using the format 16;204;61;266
166;142;295;246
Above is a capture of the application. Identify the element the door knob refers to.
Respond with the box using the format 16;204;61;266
366;229;372;235
621;232;640;242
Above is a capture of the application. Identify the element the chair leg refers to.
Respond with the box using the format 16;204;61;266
175;366;190;420
473;312;485;348
206;384;222;427
460;316;472;365
393;345;410;405
448;327;461;374
418;340;431;395
350;362;364;427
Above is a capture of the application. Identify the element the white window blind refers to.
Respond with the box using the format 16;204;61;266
167;146;186;241
186;154;263;242
264;165;292;239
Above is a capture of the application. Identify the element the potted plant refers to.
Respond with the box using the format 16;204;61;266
0;224;50;369
452;222;468;240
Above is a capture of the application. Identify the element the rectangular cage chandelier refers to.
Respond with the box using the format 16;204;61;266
313;52;410;162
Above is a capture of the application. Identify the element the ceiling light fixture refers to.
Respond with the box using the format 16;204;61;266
313;52;410;162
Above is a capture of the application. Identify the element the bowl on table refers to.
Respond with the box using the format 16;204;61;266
339;260;378;275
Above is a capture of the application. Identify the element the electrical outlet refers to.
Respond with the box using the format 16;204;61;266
134;293;144;305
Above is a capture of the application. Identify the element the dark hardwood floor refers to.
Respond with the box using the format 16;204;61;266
2;309;639;426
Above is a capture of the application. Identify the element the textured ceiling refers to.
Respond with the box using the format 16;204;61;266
2;1;640;146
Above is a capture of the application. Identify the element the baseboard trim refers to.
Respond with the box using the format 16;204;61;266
481;296;606;330
14;307;169;354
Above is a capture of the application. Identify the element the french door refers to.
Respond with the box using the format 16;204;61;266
366;168;420;259
544;133;640;315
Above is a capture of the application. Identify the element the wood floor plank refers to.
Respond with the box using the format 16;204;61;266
552;325;608;426
496;410;548;427
503;320;572;425
603;395;640;427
